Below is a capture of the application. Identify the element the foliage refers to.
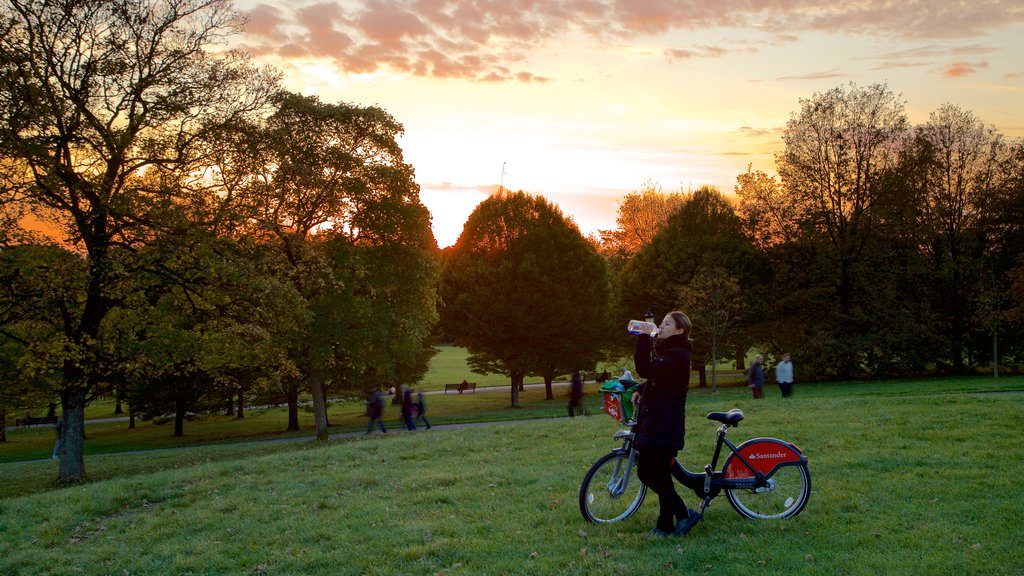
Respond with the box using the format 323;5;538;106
0;0;279;481
620;186;765;376
596;179;687;267
440;191;614;406
222;91;439;437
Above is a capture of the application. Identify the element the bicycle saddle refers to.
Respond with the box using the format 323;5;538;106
706;409;744;426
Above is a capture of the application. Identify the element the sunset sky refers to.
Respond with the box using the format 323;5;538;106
233;0;1024;247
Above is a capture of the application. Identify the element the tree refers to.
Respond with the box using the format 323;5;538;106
596;180;686;267
0;0;278;482
0;243;85;441
774;82;911;377
227;92;438;438
619;186;764;382
440;191;613;407
913;104;1007;370
677;266;743;391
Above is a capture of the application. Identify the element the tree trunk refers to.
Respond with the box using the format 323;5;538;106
0;411;6;442
310;367;329;440
286;388;300;431
225;394;234;416
129;410;136;429
510;370;524;407
236;390;245;419
710;351;718;392
58;386;87;484
543;374;554;400
174;400;186;437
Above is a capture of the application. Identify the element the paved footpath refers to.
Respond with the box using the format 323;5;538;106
4;380;595;463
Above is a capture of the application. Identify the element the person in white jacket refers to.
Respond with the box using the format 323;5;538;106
775;353;794;398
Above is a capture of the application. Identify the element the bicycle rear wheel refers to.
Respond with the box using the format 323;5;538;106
726;463;811;519
579;451;647;523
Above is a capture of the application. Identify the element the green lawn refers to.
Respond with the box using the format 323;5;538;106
1;376;1022;575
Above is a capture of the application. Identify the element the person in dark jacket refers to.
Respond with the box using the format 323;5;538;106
631;311;701;537
568;370;584;417
365;387;387;435
748;354;765;399
400;384;417;430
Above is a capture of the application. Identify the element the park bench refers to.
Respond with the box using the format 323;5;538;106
15;415;58;427
444;382;477;394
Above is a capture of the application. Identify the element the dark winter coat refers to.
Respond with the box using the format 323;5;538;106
633;333;692;451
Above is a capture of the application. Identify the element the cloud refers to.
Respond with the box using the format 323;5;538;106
237;0;1024;82
664;44;729;63
938;60;989;78
775;69;849;81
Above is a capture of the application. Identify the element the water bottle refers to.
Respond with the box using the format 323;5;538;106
626;319;659;336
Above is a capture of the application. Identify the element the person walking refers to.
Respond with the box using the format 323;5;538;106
365;387;387;434
630;311;702;538
775;353;794;398
568;370;584;417
748;354;765;399
400;384;417;431
52;417;64;459
413;388;431;429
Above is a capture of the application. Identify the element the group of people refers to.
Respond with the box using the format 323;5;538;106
365;384;431;434
746;353;795;399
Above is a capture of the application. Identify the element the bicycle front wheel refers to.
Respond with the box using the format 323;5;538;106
726;463;811;520
579;451;647;523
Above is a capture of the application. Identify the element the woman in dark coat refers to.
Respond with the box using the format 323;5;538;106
631;311;700;537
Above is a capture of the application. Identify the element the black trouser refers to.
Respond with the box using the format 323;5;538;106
636;446;689;532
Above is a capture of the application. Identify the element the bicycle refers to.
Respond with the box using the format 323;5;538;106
578;384;811;524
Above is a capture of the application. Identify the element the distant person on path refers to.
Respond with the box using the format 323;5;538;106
365;387;387;435
775;353;794;398
620;367;634;383
568;370;584;417
52;417;64;459
414;388;431;430
748;354;765;399
400;385;417;430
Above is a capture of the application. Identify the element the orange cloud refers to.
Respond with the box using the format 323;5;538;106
237;1;1024;82
939;60;989;77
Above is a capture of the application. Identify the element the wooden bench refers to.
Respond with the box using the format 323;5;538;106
15;415;58;427
444;382;477;394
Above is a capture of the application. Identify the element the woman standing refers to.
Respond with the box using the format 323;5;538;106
630;311;701;537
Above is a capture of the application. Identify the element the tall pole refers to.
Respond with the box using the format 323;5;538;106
499;161;506;194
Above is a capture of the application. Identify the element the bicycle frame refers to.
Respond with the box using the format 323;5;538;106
616;418;807;513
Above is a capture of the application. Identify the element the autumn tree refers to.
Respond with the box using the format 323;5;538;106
440;191;613;407
596;180;686;267
0;0;278;482
619;186;764;382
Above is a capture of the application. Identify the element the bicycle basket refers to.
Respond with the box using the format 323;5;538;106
600;380;635;422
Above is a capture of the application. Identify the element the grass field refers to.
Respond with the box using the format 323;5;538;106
1;375;1022;575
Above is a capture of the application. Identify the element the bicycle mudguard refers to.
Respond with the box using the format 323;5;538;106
723;438;806;479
